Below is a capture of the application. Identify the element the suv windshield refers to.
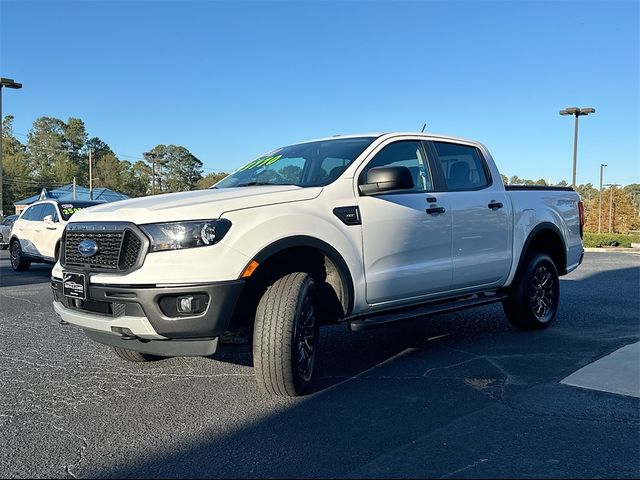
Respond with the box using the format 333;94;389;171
214;137;375;189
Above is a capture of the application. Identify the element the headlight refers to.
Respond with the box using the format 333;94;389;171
140;219;232;252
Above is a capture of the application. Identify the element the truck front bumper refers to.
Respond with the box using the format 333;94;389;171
52;278;244;356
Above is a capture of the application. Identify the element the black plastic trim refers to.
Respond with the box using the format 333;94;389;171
52;278;245;338
84;330;219;357
251;235;355;316
333;206;362;225
61;222;149;274
505;185;575;192
517;222;568;276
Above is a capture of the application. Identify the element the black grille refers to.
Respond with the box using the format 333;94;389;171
62;225;145;272
119;230;142;270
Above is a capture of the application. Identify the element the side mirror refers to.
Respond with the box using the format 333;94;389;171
43;214;54;223
359;166;414;195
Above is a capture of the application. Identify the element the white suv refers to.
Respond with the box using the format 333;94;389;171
10;200;101;271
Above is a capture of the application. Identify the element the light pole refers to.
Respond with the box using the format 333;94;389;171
559;106;596;188
598;163;607;233
604;183;621;233
0;77;23;217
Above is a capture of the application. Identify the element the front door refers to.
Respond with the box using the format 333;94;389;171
38;203;63;259
357;139;453;305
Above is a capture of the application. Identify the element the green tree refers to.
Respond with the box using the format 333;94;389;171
63;118;88;172
127;160;152;197
144;144;203;193
196;172;228;189
2;116;35;214
27;116;67;182
623;183;640;218
94;152;124;191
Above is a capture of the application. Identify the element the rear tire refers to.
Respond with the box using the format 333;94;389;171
10;240;31;271
503;252;560;330
253;272;319;396
112;346;162;362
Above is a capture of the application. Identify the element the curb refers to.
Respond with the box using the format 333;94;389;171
584;247;640;253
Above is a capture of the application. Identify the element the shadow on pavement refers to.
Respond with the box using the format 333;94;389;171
87;262;640;479
0;257;52;288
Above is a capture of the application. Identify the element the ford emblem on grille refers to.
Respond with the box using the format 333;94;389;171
78;239;99;257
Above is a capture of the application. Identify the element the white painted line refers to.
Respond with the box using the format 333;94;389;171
561;342;640;398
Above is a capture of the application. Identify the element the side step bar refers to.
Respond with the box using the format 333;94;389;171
349;293;508;332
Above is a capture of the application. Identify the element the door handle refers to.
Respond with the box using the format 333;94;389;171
426;206;445;215
426;197;438;203
46;227;57;230
488;201;503;210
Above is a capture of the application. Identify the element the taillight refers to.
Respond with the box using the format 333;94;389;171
578;200;585;238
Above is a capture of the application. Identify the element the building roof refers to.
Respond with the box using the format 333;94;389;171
14;184;129;206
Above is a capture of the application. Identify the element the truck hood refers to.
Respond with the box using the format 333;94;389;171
69;185;323;225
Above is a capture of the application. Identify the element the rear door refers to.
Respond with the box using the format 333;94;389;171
356;139;452;304
426;140;512;290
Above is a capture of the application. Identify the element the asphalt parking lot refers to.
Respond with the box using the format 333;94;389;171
1;251;639;479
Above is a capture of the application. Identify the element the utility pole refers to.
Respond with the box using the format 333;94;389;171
598;164;607;233
73;177;77;200
89;149;93;200
0;77;23;217
144;151;160;195
559;107;596;188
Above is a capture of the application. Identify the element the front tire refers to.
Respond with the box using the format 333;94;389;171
10;240;31;271
253;272;319;396
503;252;560;330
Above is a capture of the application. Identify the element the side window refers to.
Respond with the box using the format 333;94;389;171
32;205;48;221
433;142;490;191
20;207;32;220
23;205;44;221
361;141;433;192
41;204;58;221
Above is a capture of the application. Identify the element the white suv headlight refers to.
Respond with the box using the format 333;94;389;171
140;219;231;252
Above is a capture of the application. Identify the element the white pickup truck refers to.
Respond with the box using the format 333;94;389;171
52;132;585;396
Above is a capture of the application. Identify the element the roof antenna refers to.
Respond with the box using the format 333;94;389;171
421;123;427;133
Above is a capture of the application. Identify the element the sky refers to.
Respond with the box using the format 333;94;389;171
1;0;638;186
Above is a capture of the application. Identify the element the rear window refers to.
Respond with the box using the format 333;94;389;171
433;142;490;191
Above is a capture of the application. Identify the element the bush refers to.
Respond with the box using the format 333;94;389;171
583;232;632;248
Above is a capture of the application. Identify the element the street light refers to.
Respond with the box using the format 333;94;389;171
598;163;607;233
560;106;596;188
0;77;23;217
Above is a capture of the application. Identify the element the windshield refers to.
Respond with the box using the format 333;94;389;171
214;137;375;189
59;202;101;221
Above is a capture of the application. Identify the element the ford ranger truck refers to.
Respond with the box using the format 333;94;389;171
51;133;585;396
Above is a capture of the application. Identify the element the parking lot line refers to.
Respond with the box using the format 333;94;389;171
561;341;640;398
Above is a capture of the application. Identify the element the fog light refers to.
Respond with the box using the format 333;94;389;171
177;295;195;314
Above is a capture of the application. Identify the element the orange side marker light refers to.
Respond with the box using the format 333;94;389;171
241;260;260;278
